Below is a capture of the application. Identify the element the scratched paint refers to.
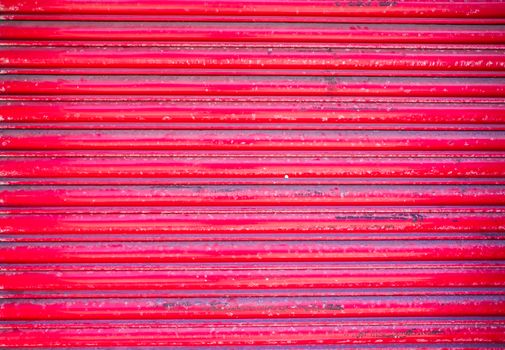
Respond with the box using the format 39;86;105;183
1;0;505;348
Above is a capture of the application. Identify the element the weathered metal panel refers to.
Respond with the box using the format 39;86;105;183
1;0;505;347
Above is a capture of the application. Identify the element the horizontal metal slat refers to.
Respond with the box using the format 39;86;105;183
2;185;505;206
2;241;505;263
2;265;505;290
2;211;503;234
3;47;504;71
4;150;505;158
1;318;504;347
5;233;505;243
2;76;505;96
8;68;505;78
2;22;505;44
2;157;505;178
3;101;505;123
2;295;505;320
5;288;505;300
2;0;505;18
3;130;505;150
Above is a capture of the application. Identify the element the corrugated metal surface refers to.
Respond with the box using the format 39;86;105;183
1;0;505;348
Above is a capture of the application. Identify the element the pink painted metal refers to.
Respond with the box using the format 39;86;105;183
1;0;505;348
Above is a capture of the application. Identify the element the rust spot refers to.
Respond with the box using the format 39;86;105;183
325;303;344;311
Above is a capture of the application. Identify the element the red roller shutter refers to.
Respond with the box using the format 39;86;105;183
1;0;505;347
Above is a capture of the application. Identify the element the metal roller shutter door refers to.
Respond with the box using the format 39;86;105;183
1;0;505;348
